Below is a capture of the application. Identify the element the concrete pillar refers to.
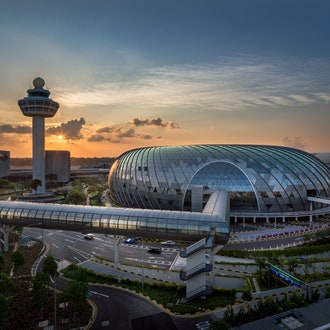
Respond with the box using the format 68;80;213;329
4;231;9;252
32;116;45;194
191;185;203;212
309;201;313;226
114;236;122;267
0;226;12;253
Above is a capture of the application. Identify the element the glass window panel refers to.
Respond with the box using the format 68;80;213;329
13;209;23;219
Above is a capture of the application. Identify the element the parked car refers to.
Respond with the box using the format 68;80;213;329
161;240;176;246
122;237;136;244
147;247;162;254
84;233;94;240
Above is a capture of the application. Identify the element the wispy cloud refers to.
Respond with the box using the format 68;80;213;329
282;136;308;150
56;55;330;114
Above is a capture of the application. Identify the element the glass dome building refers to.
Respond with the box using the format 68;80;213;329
108;145;330;221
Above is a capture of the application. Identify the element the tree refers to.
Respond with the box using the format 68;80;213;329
11;250;25;273
64;190;86;205
0;273;14;327
0;293;13;326
32;272;49;309
287;257;300;274
62;281;88;312
210;318;231;330
0;273;15;295
42;255;58;276
30;179;42;195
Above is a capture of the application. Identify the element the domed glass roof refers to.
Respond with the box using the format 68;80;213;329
108;145;330;214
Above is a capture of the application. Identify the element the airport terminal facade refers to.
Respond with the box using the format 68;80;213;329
108;145;330;222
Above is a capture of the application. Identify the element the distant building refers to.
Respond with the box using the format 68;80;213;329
45;150;70;183
0;151;10;178
315;152;330;169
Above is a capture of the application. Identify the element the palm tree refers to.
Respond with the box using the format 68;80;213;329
30;179;42;196
287;257;300;275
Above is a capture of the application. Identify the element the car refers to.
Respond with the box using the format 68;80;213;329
84;233;94;240
160;240;176;246
122;237;136;244
147;247;162;254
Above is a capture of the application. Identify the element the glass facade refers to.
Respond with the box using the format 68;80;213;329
0;201;229;244
108;145;330;215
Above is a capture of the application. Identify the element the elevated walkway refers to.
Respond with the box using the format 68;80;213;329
0;190;230;301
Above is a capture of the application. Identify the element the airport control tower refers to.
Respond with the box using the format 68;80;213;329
18;77;59;195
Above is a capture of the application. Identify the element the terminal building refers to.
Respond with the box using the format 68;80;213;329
108;144;330;223
0;151;10;178
45;150;70;183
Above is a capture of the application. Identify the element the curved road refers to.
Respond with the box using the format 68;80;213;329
25;222;328;330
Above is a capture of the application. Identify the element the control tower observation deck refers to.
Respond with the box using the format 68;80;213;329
18;77;59;195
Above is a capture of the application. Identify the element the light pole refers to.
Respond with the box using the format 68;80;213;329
135;237;144;291
50;276;57;329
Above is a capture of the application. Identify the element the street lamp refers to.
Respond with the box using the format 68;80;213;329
50;276;57;329
135;237;144;291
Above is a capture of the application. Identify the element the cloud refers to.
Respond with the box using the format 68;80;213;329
88;125;153;143
56;55;330;114
130;117;180;128
46;118;86;140
282;136;308;150
0;124;31;134
87;134;106;142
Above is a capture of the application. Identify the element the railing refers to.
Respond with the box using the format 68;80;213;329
186;284;212;300
180;263;212;281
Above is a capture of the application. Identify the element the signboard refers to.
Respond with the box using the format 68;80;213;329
269;264;307;289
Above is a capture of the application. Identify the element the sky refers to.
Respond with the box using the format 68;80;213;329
0;0;329;158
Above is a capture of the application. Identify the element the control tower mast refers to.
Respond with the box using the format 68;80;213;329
18;77;59;195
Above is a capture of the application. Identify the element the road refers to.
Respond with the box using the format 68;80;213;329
24;228;178;269
54;273;206;330
23;223;329;329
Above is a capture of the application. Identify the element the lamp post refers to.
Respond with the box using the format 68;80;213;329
50;276;57;329
135;237;144;291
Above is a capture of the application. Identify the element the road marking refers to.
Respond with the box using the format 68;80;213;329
90;291;109;298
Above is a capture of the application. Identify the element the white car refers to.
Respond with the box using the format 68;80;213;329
84;233;94;240
161;240;176;246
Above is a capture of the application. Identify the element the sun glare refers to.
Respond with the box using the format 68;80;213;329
58;135;64;140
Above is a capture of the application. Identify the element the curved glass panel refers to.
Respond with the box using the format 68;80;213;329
108;145;330;215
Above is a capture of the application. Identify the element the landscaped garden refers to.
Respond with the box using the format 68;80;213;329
0;237;92;329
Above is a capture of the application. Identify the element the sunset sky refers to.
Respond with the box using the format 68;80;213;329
0;0;329;158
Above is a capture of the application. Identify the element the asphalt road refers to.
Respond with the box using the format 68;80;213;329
24;228;179;269
24;224;324;330
54;275;207;330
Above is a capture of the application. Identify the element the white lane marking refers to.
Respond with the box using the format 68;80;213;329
89;291;109;298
